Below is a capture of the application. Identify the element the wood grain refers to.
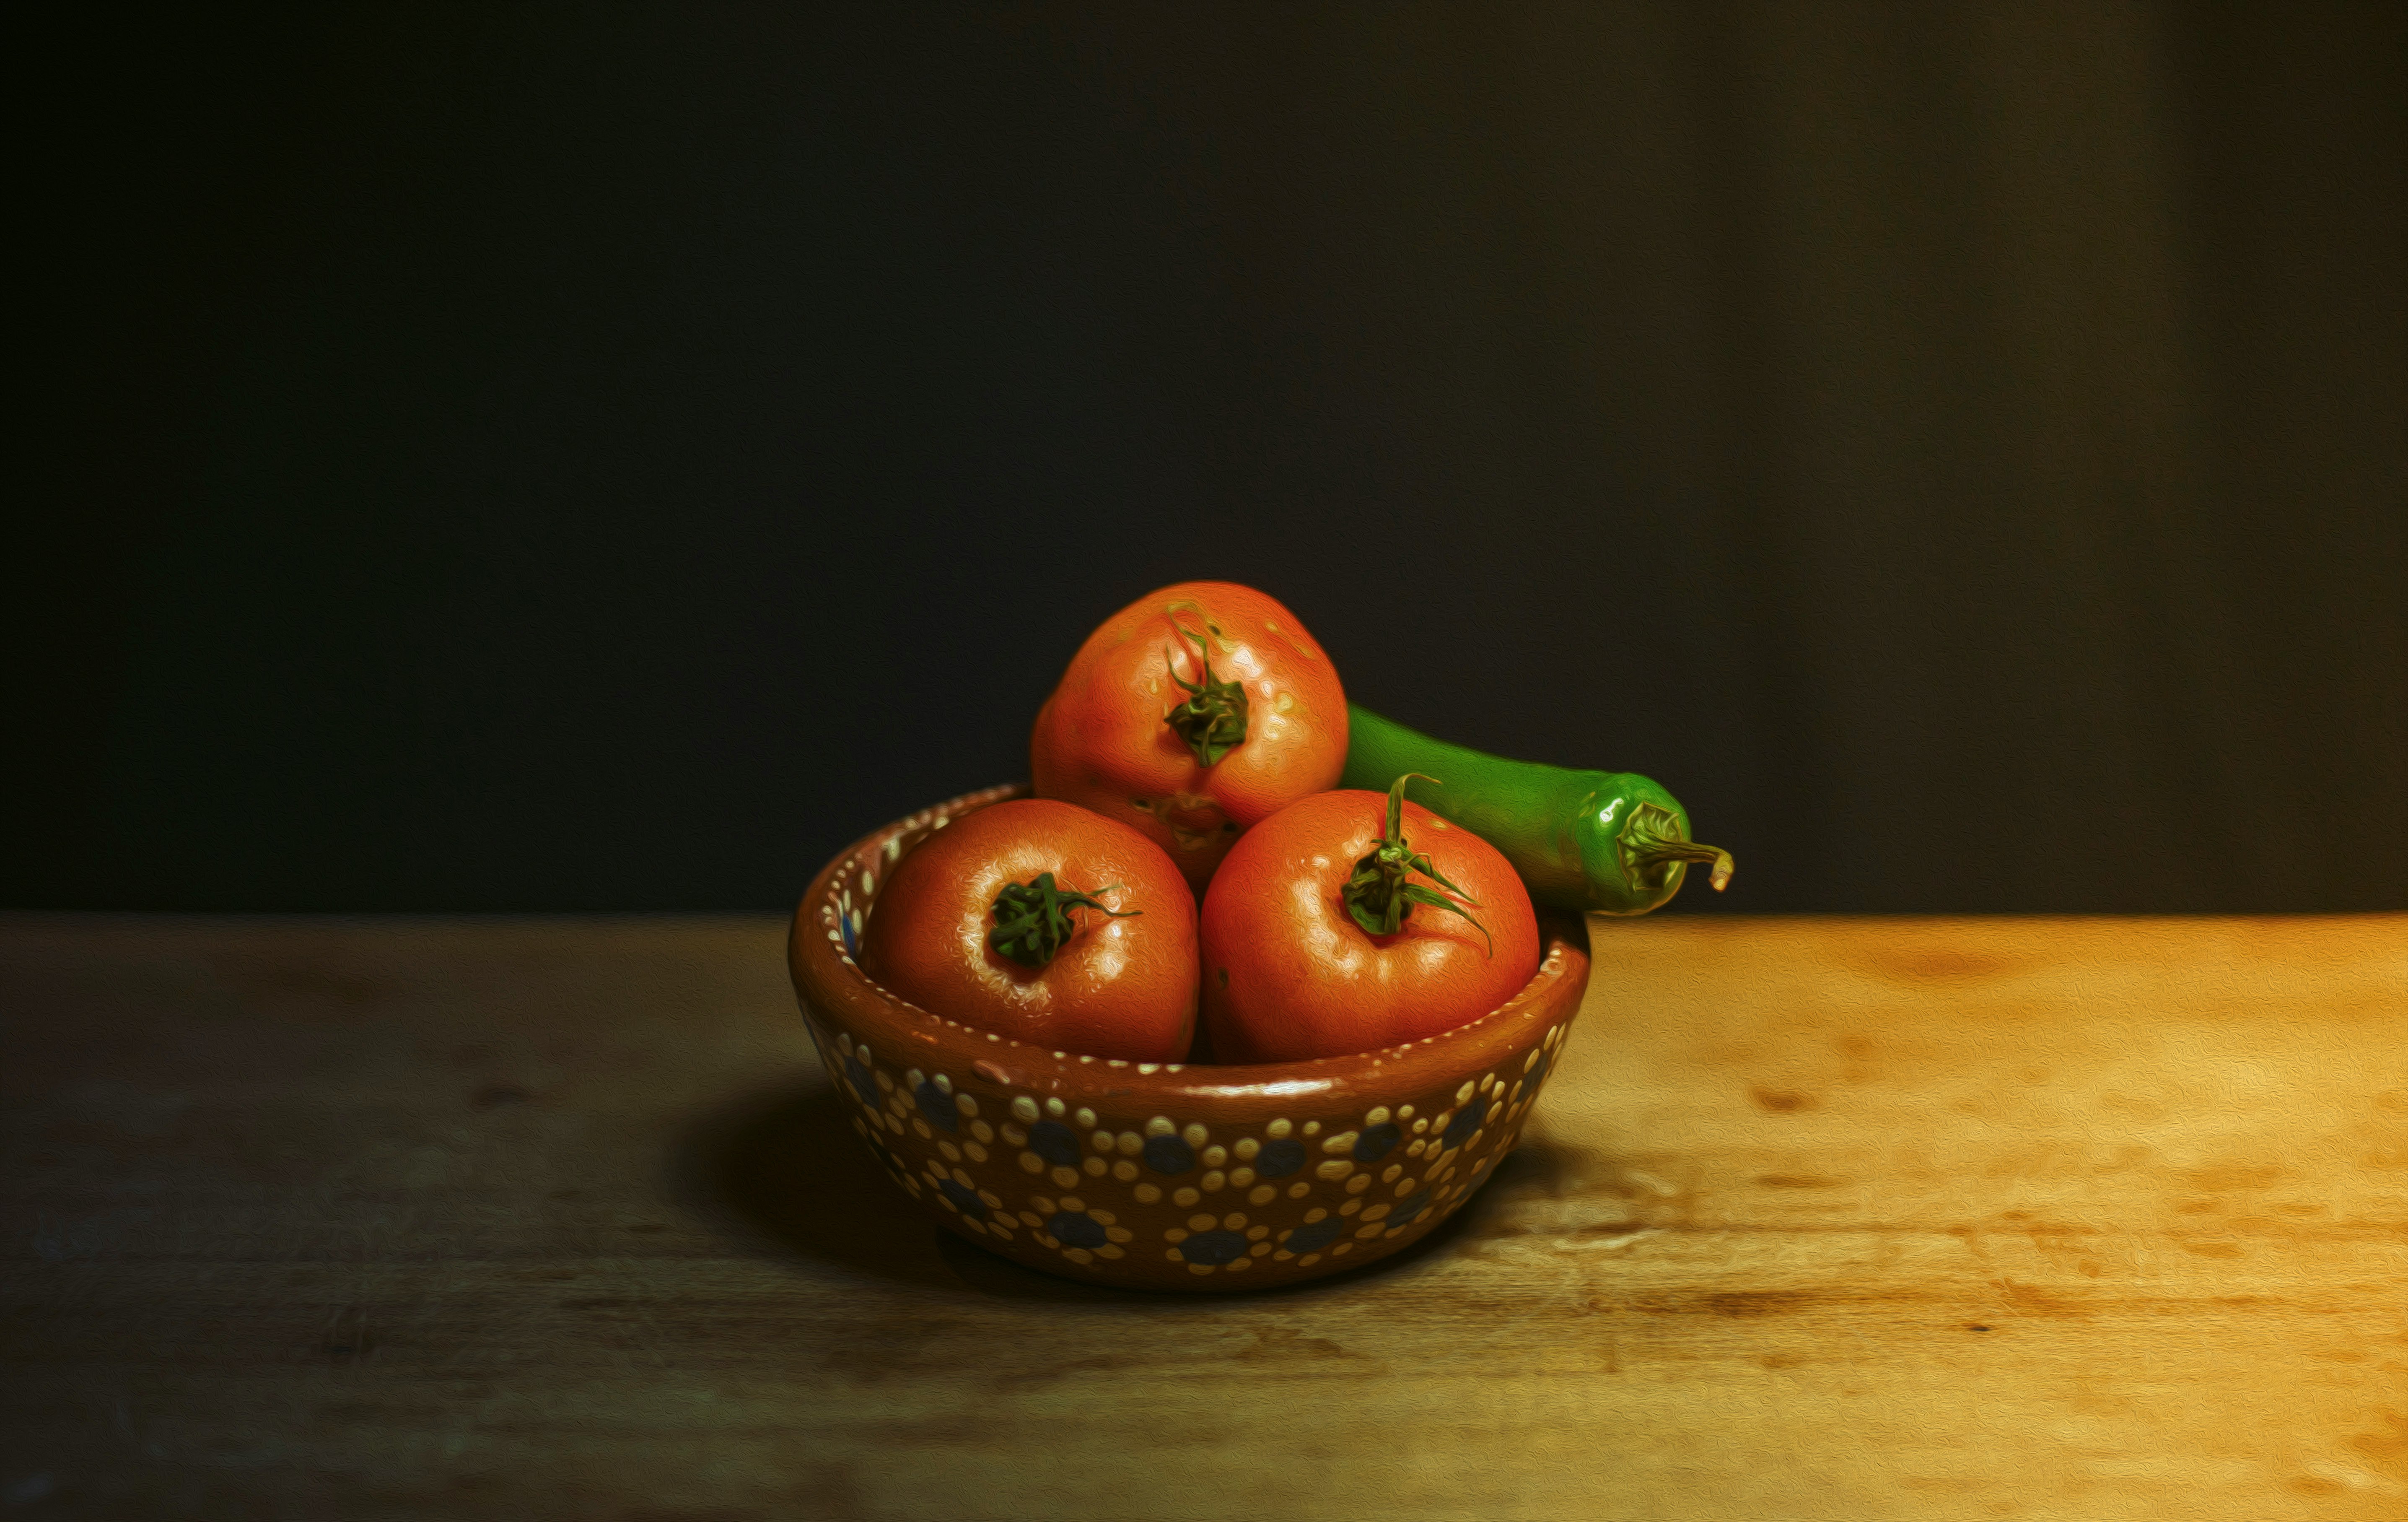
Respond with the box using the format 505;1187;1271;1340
3;913;2403;1520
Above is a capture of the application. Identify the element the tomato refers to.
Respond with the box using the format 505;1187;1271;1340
1030;581;1348;892
1199;779;1540;1062
858;798;1198;1062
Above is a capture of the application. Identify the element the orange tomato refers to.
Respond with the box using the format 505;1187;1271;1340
1030;582;1347;891
858;798;1198;1062
1199;784;1540;1062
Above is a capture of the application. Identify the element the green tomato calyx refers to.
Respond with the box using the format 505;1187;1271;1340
989;873;1139;969
1617;803;1735;895
1341;774;1493;956
1161;617;1249;767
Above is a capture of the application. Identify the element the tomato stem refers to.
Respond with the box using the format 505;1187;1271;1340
1161;618;1249;766
989;873;1139;969
1341;774;1494;955
1618;805;1735;893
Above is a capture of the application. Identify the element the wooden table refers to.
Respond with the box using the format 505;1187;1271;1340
3;914;2403;1520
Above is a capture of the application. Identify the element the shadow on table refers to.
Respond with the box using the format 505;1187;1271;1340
671;1077;1576;1307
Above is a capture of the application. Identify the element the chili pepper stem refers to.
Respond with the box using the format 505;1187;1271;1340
1623;826;1736;892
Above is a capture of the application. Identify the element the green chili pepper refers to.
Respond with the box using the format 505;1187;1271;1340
1339;704;1734;916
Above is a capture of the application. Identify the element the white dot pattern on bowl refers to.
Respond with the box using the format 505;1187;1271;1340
802;1012;1578;1282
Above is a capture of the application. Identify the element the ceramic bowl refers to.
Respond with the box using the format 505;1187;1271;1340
786;784;1592;1292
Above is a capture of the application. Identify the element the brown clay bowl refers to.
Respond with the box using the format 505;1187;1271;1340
786;784;1592;1292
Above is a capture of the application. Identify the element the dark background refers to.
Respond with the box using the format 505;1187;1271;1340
12;3;2403;915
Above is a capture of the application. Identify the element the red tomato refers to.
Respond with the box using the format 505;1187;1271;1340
1030;582;1348;892
858;799;1198;1062
1199;782;1540;1062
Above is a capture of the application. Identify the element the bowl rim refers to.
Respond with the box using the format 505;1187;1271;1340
788;784;1591;1119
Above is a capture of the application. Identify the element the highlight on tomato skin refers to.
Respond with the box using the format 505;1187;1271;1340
857;798;1200;1063
1029;581;1349;895
1196;785;1542;1065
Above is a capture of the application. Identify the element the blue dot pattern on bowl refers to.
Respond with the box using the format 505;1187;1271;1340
1143;1134;1196;1175
826;1052;1559;1278
1442;1096;1489;1148
915;1079;959;1133
1048;1211;1108;1248
1283;1216;1346;1253
1254;1138;1307;1179
1177;1230;1249;1266
1026;1119;1080;1166
1352;1122;1402;1162
843;1051;877;1104
811;849;1580;1287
